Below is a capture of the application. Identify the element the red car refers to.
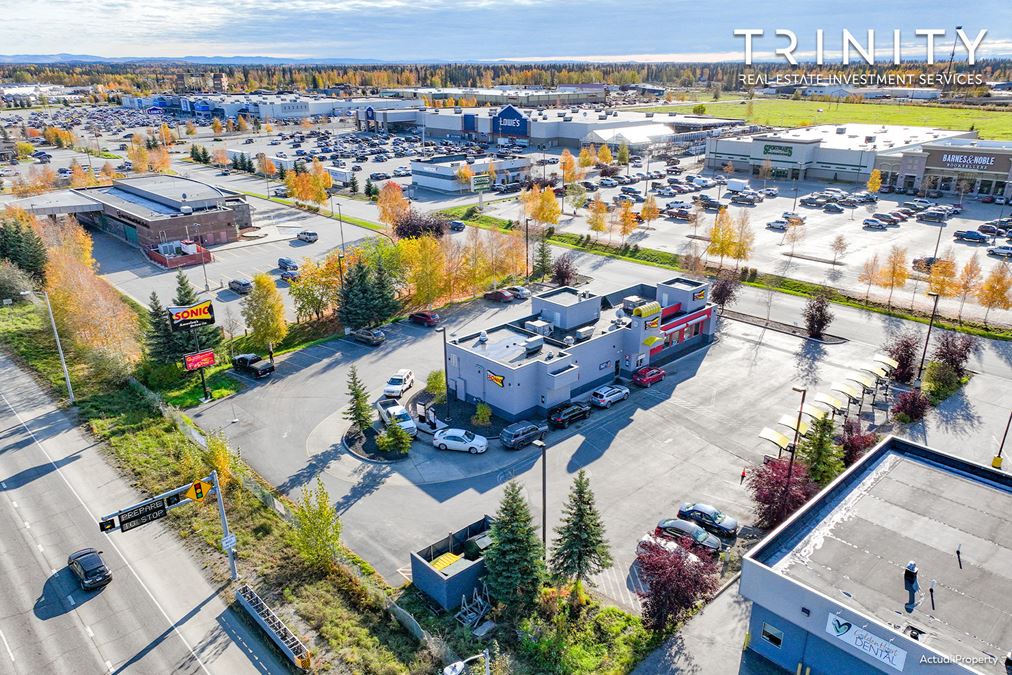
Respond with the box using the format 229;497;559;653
632;366;666;387
408;311;440;327
484;289;515;303
981;195;995;204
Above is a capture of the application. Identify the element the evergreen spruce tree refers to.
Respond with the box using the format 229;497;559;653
16;225;47;281
484;481;545;622
277;164;287;180
343;365;373;433
231;155;241;170
199;146;210;164
550;470;612;589
349;175;359;194
531;236;553;280
144;291;174;363
338;261;374;329
798;417;844;486
170;271;222;355
189;145;199;161
368;256;400;325
364;177;374;196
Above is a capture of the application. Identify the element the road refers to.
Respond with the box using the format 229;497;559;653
0;351;288;675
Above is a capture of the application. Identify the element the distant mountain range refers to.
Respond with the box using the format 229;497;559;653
0;53;405;65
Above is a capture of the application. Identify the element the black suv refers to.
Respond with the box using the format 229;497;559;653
548;402;591;429
228;279;252;295
500;420;549;450
232;354;275;378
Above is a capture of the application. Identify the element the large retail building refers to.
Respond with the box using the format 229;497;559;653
379;85;607;107
742;436;1012;674
121;92;420;121
357;104;745;150
445;277;715;421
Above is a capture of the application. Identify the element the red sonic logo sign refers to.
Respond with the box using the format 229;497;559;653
167;300;216;331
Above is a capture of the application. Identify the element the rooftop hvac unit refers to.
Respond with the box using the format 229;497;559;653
524;335;544;353
563;117;572;121
563;335;575;346
622;295;647;312
525;319;552;336
836;127;846;134
157;242;176;255
478;330;488;343
598;115;608;120
180;205;193;215
574;325;595;341
556;111;566;117
645;112;654;118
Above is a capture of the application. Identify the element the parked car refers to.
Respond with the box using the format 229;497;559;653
278;257;299;271
350;327;386;345
433;428;488;454
228;279;253;294
297;230;318;243
376;398;417;437
483;289;514;303
499;420;549;450
68;548;113;590
988;245;1012;259
590;384;630;408
382;369;415;398
632;366;666;387
782;212;805;223
912;256;939;273
654;518;722;554
862;218;887;230
232;353;275;378
449;220;466;232
280;270;300;282
636;533;700;562
506;285;531;299
408;311;440;326
954;230;989;243
677;502;739;537
978;224;1007;236
766;219;789;232
872;214;897;225
548;402;592;428
762;187;779;197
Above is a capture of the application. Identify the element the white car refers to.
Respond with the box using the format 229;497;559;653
433;429;488;454
995;196;1007;205
782;211;806;223
599;177;618;188
393;167;411;177
383;369;414;397
863;218;887;230
635;533;700;562
988;245;1012;259
666;200;691;210
766;219;789;232
590;384;630;408
506;285;531;299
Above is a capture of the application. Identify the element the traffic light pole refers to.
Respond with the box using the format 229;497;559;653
212;469;239;581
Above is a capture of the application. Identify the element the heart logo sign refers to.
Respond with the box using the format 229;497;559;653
832;618;853;636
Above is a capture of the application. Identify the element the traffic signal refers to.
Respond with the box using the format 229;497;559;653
99;518;116;532
193;481;204;500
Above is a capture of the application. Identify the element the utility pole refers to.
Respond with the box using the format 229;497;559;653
533;439;547;557
22;290;74;404
212;469;239;580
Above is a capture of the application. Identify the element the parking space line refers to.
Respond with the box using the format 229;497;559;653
0;629;13;662
85;626;94;638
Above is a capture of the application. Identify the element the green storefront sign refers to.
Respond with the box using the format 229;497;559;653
763;144;793;157
471;174;492;192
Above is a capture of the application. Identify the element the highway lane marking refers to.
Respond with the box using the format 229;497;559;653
23;521;29;529
0;392;212;675
0;628;13;662
105;659;113;672
36;543;43;552
10;500;16;509
85;626;94;637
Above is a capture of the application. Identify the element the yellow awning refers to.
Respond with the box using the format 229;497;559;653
859;363;888;379
845;372;876;390
643;335;663;347
759;427;791;451
831;382;862;401
814;392;846;412
633;301;661;318
777;414;811;437
801;403;828;421
872;353;899;370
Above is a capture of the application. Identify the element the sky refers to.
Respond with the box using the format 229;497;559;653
1;0;1010;63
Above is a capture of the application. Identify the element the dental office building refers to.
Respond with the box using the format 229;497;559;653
444;277;715;421
705;123;973;183
741;435;1012;674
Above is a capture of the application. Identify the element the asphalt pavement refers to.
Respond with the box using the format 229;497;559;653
0;351;288;675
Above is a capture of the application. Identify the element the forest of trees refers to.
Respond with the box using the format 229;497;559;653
2;59;1008;95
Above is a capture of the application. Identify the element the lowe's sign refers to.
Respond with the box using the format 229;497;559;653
493;105;529;137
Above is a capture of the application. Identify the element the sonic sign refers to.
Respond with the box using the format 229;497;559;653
167;300;216;331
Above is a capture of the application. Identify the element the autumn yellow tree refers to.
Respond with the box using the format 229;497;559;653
977;263;1011;325
237;115;250;133
185;121;197;136
866;169;882;195
127;145;150;172
730;211;755;268
876;245;908;308
618;201;638;243
641;195;660;229
926;250;959;299
310;158;333;191
560;148;582;185
707;209;736;268
69;160;93;188
399;235;447;307
258;155;277;177
211;117;223;134
150;146;171;173
536;185;561;227
486;161;497;185
158;122;173;146
212;148;229;169
858;254;881;303
578;145;595;168
455;164;475;192
587;195;608;239
99;161;116;182
241;272;288;349
377;181;410;227
263;121;274;134
597;144;613;165
955;253;982;322
226;119;236;134
300;118;313;131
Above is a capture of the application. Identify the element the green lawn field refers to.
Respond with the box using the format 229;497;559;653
634;99;1012;139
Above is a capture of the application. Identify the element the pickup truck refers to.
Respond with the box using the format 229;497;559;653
232;354;275;378
376;399;418;437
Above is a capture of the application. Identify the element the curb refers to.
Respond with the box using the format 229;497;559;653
721;310;847;345
712;572;742;600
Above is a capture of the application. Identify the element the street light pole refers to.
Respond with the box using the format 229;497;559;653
916;292;941;386
779;386;806;524
524;217;531;279
23;290;75;404
337;202;346;251
532;438;547;557
993;409;1011;470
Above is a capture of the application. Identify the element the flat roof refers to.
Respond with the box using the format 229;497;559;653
743;123;970;152
112;175;228;205
923;137;1012;153
537;287;594;307
753;439;1012;671
456;324;570;366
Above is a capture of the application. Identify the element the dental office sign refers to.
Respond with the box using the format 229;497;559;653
825;613;907;671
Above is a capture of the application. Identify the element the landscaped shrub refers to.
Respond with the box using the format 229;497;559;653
884;332;920;384
376;422;412;454
425;369;446;404
841;418;878;466
471;401;492;426
923;360;963;404
891;390;930;423
932;332;977;377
